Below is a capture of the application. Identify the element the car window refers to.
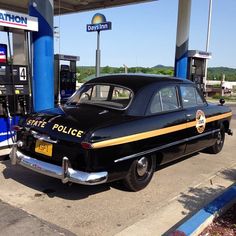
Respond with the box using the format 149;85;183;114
196;90;205;105
149;86;179;114
180;85;205;108
67;84;133;110
150;91;162;114
91;85;110;101
112;87;131;100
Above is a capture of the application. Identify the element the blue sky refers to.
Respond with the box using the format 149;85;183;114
54;0;236;68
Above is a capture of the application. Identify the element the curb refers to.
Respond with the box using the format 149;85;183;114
170;183;236;236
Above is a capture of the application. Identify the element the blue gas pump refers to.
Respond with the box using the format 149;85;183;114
187;50;212;93
54;54;80;105
0;9;38;149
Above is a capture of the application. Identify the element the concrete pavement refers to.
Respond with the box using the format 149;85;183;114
0;199;76;236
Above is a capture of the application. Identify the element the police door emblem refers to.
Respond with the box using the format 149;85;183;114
196;110;206;133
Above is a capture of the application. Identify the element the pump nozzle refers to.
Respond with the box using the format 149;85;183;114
22;96;27;115
16;95;28;116
5;98;11;118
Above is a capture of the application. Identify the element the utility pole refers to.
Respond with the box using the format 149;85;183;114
204;0;213;94
96;30;101;77
123;64;128;74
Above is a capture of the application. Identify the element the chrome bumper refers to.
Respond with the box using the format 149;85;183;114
9;145;108;185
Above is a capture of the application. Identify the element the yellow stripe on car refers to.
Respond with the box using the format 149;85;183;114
91;112;232;149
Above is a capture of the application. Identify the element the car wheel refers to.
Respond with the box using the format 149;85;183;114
123;155;156;192
207;125;225;154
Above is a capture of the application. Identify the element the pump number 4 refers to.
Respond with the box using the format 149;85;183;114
19;67;27;81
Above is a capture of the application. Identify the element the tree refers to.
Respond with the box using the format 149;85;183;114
102;66;112;74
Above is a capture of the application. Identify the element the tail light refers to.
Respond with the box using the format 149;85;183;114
12;125;23;131
81;142;93;150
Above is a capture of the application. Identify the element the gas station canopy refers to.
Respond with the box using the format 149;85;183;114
0;0;154;15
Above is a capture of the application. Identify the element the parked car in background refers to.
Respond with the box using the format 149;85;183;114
10;74;233;191
221;81;232;94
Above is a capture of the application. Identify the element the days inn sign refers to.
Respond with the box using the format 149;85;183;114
86;13;112;32
0;9;38;31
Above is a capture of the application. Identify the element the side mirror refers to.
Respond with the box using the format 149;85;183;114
219;98;225;106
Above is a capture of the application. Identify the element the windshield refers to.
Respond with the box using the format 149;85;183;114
66;84;133;110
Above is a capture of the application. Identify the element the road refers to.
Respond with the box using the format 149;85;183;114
0;105;235;236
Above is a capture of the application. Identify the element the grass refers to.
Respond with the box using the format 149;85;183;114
210;94;236;102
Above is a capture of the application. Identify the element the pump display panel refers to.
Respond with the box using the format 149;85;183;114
0;44;7;64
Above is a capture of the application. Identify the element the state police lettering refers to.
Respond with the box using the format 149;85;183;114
52;124;84;138
26;119;47;128
26;119;84;138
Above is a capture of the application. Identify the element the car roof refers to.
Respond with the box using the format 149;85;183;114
86;74;192;93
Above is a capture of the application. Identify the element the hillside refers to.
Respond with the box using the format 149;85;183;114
208;67;236;81
77;65;236;82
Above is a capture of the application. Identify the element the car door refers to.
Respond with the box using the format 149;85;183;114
146;84;187;164
179;84;214;154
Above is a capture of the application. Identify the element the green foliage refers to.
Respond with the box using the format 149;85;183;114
102;66;112;74
212;94;236;101
212;93;221;99
212;84;221;88
76;66;236;82
207;67;236;81
77;66;95;82
77;65;174;82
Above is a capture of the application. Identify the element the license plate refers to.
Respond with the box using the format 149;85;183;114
35;140;53;157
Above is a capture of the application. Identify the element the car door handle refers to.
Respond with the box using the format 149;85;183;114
186;114;193;121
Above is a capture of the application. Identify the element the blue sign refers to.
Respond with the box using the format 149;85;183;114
0;44;7;64
0;116;19;148
86;13;112;32
87;22;112;32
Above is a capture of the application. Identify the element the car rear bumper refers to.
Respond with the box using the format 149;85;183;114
9;145;108;185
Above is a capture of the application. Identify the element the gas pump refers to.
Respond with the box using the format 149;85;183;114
187;50;212;92
54;54;80;104
0;9;38;148
0;36;30;147
0;44;12;117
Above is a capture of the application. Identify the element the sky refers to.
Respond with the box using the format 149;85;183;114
54;0;236;69
0;0;235;69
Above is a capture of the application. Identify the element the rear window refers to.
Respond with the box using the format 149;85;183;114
67;84;133;110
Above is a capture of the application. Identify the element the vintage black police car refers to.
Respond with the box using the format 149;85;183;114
10;74;233;191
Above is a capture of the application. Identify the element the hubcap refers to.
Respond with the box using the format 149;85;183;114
136;157;148;177
216;131;222;145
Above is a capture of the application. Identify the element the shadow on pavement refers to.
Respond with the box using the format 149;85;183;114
220;168;236;182
177;185;225;216
177;167;236;216
2;160;111;200
165;183;230;235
